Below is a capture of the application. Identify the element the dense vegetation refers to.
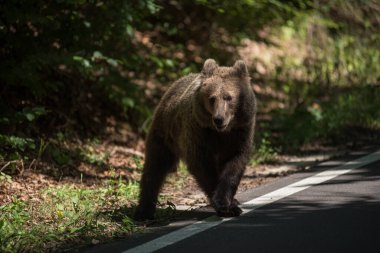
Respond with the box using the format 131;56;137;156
1;0;379;159
1;0;379;252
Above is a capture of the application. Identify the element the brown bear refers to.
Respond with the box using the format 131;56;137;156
134;59;256;220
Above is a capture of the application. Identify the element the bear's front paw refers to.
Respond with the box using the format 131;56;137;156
212;197;242;217
228;204;243;216
215;205;242;217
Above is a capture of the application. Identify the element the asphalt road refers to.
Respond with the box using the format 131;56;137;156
83;149;380;253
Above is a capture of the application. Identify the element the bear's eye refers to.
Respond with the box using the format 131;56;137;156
224;95;232;101
209;96;216;105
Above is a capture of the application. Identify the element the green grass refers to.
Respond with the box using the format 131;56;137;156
250;135;278;165
80;144;110;166
166;162;190;189
0;178;141;253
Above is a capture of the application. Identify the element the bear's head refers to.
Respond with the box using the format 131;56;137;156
194;59;252;132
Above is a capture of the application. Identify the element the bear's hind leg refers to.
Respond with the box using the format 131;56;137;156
134;135;178;221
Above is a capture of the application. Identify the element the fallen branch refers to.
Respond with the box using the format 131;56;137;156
0;160;18;173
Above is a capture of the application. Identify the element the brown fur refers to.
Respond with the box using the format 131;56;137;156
134;59;257;220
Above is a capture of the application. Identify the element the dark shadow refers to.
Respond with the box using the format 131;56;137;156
99;205;216;228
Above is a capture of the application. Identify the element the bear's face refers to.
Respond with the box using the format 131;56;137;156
200;76;240;132
198;59;249;132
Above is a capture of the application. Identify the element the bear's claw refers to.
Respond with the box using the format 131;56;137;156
216;205;243;217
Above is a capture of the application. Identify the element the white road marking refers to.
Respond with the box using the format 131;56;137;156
123;150;380;253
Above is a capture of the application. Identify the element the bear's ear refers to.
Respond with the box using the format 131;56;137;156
233;60;248;77
201;59;218;76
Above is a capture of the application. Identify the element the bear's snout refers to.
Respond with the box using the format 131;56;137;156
213;116;224;126
213;115;229;131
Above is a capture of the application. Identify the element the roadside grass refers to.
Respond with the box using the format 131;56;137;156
0;177;141;253
166;162;190;189
250;135;279;166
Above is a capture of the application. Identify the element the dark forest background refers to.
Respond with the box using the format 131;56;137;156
1;0;380;157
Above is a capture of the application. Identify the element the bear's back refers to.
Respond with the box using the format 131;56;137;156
149;73;200;150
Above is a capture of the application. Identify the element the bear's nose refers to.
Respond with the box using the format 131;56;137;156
213;116;224;126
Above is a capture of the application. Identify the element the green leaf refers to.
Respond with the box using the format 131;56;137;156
106;58;118;67
92;51;103;60
56;204;64;211
122;98;135;108
73;56;91;68
126;25;133;36
25;113;35;122
165;59;174;68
